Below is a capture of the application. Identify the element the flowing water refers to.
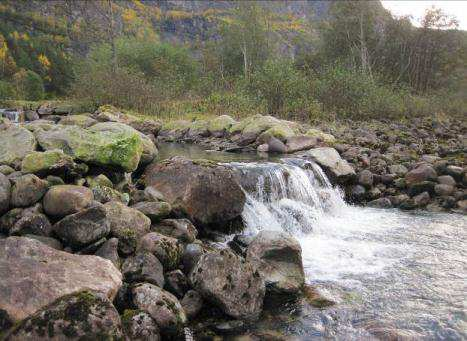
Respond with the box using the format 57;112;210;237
159;143;467;340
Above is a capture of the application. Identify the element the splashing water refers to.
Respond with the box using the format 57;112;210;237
229;158;467;339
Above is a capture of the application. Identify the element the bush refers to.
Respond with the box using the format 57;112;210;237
71;66;159;113
12;69;45;100
0;80;14;100
313;64;406;119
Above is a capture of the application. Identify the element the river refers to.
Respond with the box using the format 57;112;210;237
160;143;467;340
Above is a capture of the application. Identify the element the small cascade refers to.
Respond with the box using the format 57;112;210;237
230;158;346;236
0;109;22;123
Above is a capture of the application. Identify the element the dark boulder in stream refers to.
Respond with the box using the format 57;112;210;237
144;156;246;229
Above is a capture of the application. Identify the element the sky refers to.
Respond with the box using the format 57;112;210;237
381;1;467;30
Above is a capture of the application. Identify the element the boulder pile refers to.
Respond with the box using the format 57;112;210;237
0;103;309;339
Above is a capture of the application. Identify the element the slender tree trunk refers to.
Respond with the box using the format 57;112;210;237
108;0;117;72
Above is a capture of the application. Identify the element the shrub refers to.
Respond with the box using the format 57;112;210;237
313;64;406;119
12;69;45;100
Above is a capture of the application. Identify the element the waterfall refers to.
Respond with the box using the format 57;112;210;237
230;158;347;237
229;158;401;283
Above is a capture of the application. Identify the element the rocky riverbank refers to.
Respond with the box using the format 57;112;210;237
0;101;465;339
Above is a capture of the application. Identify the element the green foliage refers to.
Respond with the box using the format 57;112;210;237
313;64;406;119
13;69;44;100
0;80;14;100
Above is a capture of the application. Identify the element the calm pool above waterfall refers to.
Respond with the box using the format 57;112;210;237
159;143;467;340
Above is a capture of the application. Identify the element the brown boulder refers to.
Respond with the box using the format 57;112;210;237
0;237;122;322
43;185;93;217
144;156;245;227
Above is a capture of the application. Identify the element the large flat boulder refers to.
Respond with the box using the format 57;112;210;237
0;126;37;168
305;147;356;183
0;237;122;322
35;124;143;172
144;156;245;227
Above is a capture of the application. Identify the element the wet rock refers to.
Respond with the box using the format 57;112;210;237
212;320;245;335
122;309;160;341
0;126;37;167
413;192;430;207
20;149;76;175
358;169;374;189
131;201;172;222
152;218;198;243
456;200;467;213
367;197;393;208
285;136;318;153
165;270;189;298
257;143;269;152
190;249;265;320
0;237;121;322
104;201;151;255
35;124;143;172
5;291;123;340
181;290;203;320
144;156;245;228
405;164;437;187
138;232;183;270
10;174;48;207
182;243;205;274
53;205;110;249
303;285;335;308
246;231;305;296
305;147;355;184
9;213;52;237
131;283;186;335
0;173;11;215
43;185;93;217
95;237;120;269
267;136;288;153
122;252;165;287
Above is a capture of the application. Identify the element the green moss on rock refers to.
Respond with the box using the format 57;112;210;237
21;149;75;174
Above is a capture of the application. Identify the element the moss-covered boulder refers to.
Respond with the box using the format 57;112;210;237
131;283;186;336
35;125;143;172
160;120;191;139
59;114;97;128
89;122;157;165
306;128;336;144
5;291;123;340
104;201;151;255
186;119;209;138
21;149;76;175
0;126;37;168
138;232;183;271
257;124;297;143
230;114;281;136
208;115;236;137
